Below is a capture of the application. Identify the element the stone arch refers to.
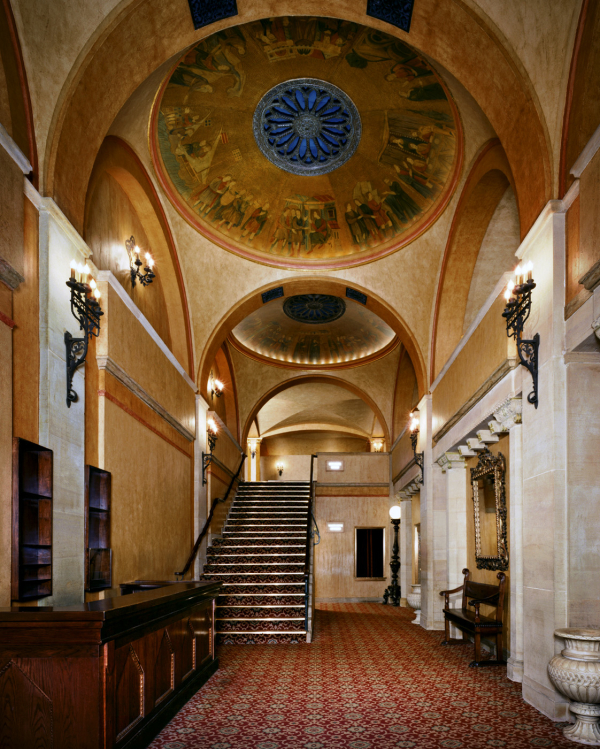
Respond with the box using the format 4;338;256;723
430;139;517;382
197;276;427;404
44;0;551;237
84;135;194;376
241;374;391;449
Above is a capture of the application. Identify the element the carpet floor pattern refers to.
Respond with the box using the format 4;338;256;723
149;603;573;749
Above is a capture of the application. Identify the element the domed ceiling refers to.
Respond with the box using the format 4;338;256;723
229;294;397;368
150;17;463;270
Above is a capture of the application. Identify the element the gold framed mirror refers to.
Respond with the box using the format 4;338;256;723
470;448;509;571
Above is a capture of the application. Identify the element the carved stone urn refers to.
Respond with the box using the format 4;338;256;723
407;584;421;625
548;628;600;745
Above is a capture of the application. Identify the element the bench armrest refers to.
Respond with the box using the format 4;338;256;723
439;585;463;596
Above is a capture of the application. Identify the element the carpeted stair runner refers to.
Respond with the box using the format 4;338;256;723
202;481;310;644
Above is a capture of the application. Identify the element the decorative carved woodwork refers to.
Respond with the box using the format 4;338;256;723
470;447;509;571
12;438;53;601
440;568;506;667
0;581;221;749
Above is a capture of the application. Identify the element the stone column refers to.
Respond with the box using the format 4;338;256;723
437;452;467;638
194;395;210;575
399;495;413;607
517;205;570;720
419;394;447;630
38;199;91;605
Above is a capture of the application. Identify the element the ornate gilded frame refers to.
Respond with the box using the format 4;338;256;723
470;448;509;571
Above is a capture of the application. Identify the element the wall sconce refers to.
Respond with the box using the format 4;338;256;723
502;261;539;408
276;461;284;477
209;370;224;400
125;235;155;287
371;439;383;453
202;418;218;486
65;261;103;407
409;413;424;484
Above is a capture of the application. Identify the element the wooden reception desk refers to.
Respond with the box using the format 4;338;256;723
0;581;221;749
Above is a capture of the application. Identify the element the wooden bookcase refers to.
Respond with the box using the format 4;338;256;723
12;438;54;601
84;465;112;591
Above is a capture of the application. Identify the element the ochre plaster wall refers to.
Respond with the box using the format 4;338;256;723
12;195;39;443
85;279;196;592
432;295;515;440
97;281;195;435
392;350;418;441
209;419;244;536
578;147;600;284
391;431;414;485
561;0;600;193
102;397;192;586
261;454;312;482
85;170;172;348
464;435;511;653
262;431;369;456
317;453;388;484
314;493;391;601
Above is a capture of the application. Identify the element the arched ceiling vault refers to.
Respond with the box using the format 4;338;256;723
242;375;391;448
197;276;427;405
39;0;553;237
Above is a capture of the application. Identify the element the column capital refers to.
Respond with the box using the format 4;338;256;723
437;452;466;472
492;396;522;431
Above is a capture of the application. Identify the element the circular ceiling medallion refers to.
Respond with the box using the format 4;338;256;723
150;17;463;270
283;294;346;324
253;78;361;176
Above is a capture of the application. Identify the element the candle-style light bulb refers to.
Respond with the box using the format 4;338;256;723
526;260;534;281
504;288;511;301
70;259;77;279
134;245;140;255
83;264;91;279
89;278;97;290
94;288;101;300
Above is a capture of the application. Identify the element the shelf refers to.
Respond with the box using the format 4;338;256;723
13;438;53;602
85;466;112;592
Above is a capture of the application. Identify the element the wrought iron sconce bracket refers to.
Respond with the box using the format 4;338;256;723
502;279;539;408
410;429;424;484
65;279;103;408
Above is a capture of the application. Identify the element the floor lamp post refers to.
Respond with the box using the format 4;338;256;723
383;505;401;606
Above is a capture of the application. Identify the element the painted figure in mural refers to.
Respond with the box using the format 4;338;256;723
178;134;221;186
398;82;446;101
205;179;238;220
293;335;310;361
270;208;293;255
354;199;381;243
345;203;369;248
382;179;422;224
214;189;248;229
366;192;396;238
192;175;232;213
290;210;307;255
241;202;270;242
308;211;329;253
308;336;321;363
253;17;356;62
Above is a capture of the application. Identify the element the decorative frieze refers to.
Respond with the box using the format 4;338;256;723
492;396;522;431
466;437;485;451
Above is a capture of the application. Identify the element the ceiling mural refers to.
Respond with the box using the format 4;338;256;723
229;294;397;368
150;17;463;269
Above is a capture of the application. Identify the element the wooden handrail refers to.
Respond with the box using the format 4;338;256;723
175;453;246;578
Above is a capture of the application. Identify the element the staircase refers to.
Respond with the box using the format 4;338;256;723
203;481;311;644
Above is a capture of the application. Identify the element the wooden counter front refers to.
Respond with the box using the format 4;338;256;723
0;581;221;749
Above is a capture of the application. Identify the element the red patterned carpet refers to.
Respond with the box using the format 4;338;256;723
149;603;573;749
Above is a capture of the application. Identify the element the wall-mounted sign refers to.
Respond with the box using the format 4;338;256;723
327;522;344;533
326;460;344;471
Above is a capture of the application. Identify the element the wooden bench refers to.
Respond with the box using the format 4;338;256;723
439;568;506;667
